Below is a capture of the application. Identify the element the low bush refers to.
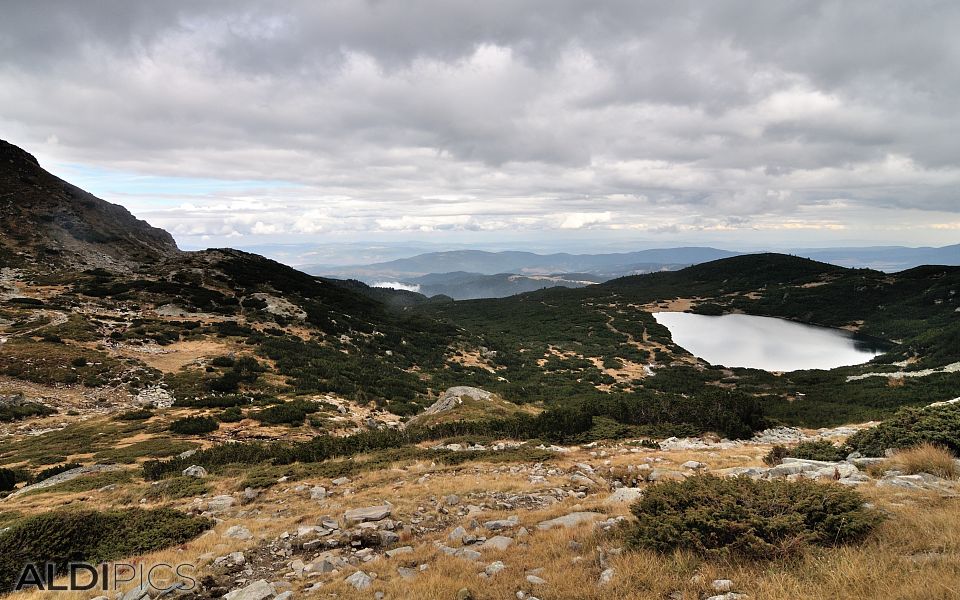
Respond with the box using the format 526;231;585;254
114;409;153;421
847;403;960;456
0;508;212;591
143;476;210;500
627;475;882;560
169;416;219;435
219;406;244;423
0;401;55;423
789;439;847;462
0;468;15;492
762;445;789;466
250;400;321;426
889;442;959;478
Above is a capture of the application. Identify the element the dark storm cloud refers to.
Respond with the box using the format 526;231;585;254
1;0;959;243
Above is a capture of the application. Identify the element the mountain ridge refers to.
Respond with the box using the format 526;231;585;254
0;139;179;271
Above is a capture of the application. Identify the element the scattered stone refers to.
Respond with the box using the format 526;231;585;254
484;516;519;530
397;566;418;580
206;495;236;513
526;574;547;585
457;588;474;600
682;460;706;470
460;548;482;561
223;579;275;600
379;530;401;545
537;512;604;531
480;536;514;551
344;570;373;590
445;494;461;506
386;546;414;558
344;504;392;524
485;561;506;576
310;486;327;500
712;579;734;592
332;477;351;486
213;552;245;568
182;465;207;478
598;568;615;586
241;487;260;503
224;525;252;540
604;487;643;504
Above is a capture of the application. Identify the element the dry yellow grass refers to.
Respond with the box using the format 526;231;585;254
890;443;960;479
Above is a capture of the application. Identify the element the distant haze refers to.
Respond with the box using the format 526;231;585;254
1;2;960;249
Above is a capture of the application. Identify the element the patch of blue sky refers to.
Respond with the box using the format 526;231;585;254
49;162;300;207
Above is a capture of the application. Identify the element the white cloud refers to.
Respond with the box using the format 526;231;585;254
371;281;421;292
1;1;958;247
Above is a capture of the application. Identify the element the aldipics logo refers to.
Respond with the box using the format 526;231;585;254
14;562;197;594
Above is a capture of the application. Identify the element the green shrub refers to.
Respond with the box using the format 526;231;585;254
209;355;236;368
0;508;212;591
847;403;960;457
0;468;15;492
219;406;244;423
114;409;153;421
143;476;209;500
169;416;219;435
789;439;847;461
763;445;789;466
627;475;882;560
250;400;321;426
0;401;55;423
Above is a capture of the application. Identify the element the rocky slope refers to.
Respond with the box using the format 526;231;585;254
0;139;179;271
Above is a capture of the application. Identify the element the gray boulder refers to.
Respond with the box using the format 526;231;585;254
344;504;392;524
223;580;275;600
537;512;604;531
182;465;207;478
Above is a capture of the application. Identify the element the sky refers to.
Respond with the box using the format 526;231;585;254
2;0;959;252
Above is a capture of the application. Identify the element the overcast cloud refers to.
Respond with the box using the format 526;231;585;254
1;0;959;248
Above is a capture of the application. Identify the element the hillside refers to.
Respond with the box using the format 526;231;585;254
2;140;960;600
0;140;179;270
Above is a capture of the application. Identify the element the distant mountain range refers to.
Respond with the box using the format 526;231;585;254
792;245;960;272
306;244;960;300
308;247;741;279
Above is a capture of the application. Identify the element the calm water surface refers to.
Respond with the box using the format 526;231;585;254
652;312;887;372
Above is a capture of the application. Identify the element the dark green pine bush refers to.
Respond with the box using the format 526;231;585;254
219;406;245;423
847;403;960;457
764;439;847;465
627;475;882;559
169;415;219;435
0;468;16;492
250;400;321;426
0;508;212;591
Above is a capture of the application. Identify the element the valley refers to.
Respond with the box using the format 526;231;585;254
1;139;959;599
